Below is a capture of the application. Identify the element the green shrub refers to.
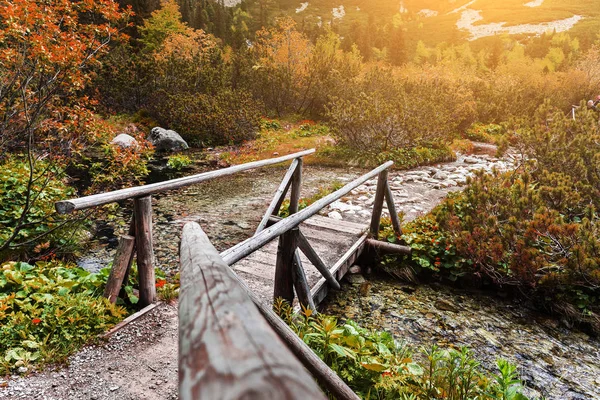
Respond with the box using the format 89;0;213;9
152;90;262;147
294;122;330;137
380;104;600;332
166;154;193;170
317;145;455;169
464;123;505;143
260;119;282;131
0;261;128;373
275;299;529;399
0;158;82;261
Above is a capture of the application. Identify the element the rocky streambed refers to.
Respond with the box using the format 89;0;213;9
322;274;600;400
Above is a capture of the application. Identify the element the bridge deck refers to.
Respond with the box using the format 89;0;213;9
231;215;368;306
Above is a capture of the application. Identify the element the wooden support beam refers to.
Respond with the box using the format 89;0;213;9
255;159;298;234
56;149;316;214
122;214;136;288
179;222;326;400
366;238;411;255
221;161;393;266
370;170;389;238
289;158;302;215
311;234;368;306
274;228;298;304
134;196;155;306
103;235;135;304
293;250;316;311
296;230;341;290
385;181;403;236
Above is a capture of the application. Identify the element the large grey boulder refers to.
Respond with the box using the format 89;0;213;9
148;127;189;152
111;133;138;149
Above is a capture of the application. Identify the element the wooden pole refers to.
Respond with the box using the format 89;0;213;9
289;158;302;215
370;170;388;238
134;196;155;306
385;181;403;236
255;159;298;234
56;149;316;214
366;238;411;255
179;223;326;400
296;230;341;290
274;229;297;305
293;249;316;311
103;235;135;304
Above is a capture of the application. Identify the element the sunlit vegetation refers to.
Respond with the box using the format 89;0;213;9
275;299;529;399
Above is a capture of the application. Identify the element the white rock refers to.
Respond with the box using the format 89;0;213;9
111;133;138;149
328;211;343;220
329;200;362;212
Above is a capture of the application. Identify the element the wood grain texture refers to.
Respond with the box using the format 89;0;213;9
255;159;298;234
370;170;389;237
289;158;302;215
297;230;341;290
179;222;326;400
103;235;135;304
134;196;156;306
292;250;316;311
56;149;315;214
385;181;403;236
366;239;411;255
274;228;298;304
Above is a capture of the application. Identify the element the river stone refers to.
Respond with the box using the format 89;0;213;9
434;298;459;312
346;274;366;284
328;211;343;220
433;170;449;180
349;265;361;274
111;133;138;148
148;127;189;152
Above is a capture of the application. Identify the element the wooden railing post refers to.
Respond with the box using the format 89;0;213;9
370;170;389;238
385;181;403;237
134;195;155;306
274;158;303;305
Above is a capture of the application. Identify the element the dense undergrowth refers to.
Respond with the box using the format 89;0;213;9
381;105;600;333
275;299;529;400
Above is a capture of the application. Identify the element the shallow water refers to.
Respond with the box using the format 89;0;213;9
321;274;600;400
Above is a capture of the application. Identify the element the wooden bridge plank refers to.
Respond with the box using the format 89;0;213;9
179;222;326;400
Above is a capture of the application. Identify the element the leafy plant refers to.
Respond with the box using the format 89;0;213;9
274;299;529;399
278;181;344;218
0;261;128;373
166;154;193;170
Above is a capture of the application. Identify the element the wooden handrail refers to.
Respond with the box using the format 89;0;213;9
220;161;394;265
179;222;326;400
55;149;316;214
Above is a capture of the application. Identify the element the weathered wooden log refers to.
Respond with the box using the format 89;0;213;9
296;230;341;290
370;170;389;238
292;250;316;311
103;235;135;304
255;159;299;234
385;181;403;236
274;228;298;304
289;158;302;215
179;222;326;400
221;161;393;265
366;238;411;255
134;196;155;306
55;149;316;214
122;214;136;287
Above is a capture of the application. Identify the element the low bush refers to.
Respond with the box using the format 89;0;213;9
152;90;262;147
0;158;82;262
275;299;529;399
166;154;193;170
381;105;600;332
316;145;455;169
464;123;505;143
0;261;128;373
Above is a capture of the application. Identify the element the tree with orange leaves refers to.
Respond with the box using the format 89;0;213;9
0;0;135;256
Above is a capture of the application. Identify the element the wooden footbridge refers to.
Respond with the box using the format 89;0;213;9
56;149;411;400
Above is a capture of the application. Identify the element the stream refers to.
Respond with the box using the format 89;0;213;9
76;149;599;399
